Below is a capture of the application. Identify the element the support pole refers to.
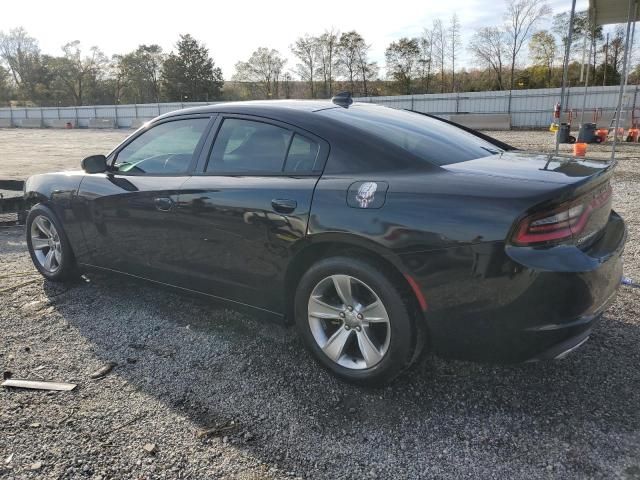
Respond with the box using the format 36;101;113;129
580;28;595;125
611;0;636;161
556;0;577;154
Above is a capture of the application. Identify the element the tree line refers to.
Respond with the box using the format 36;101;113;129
0;0;638;108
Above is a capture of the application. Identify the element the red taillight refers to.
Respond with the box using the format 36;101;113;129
512;184;612;246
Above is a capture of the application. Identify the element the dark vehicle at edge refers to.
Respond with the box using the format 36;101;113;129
24;98;626;385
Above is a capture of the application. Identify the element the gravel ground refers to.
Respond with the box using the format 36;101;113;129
1;128;640;479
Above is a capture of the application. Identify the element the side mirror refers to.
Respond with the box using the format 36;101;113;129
81;155;107;174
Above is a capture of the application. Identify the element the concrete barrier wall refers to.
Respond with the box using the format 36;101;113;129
445;113;512;130
0;118;11;128
47;119;75;128
20;119;43;128
129;118;153;129
88;118;117;129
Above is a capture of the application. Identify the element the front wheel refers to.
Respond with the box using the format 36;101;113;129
294;256;420;386
26;204;79;282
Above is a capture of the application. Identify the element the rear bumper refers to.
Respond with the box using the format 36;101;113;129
399;210;626;363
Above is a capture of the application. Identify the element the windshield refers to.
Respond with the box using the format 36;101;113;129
320;105;503;166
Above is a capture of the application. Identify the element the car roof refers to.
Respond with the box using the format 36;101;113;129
162;99;344;118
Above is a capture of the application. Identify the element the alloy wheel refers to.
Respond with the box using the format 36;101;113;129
30;215;63;273
307;274;391;369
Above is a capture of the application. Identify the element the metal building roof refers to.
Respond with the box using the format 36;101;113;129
589;0;638;26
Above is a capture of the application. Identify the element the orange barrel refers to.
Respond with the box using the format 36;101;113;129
596;129;608;142
627;128;639;142
573;143;587;157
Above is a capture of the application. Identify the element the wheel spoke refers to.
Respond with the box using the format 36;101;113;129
31;237;49;250
356;328;383;367
332;275;354;306
309;296;342;320
322;327;352;362
44;250;55;270
361;301;389;324
35;217;51;237
53;248;62;265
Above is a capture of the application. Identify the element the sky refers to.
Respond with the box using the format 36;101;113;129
0;0;589;79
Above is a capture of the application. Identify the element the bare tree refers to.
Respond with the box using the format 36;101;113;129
233;47;286;99
469;27;509;90
418;28;434;93
291;35;320;98
338;31;364;93
356;50;377;96
448;14;462;92
432;19;447;92
53;41;108;105
317;28;340;97
0;27;41;99
504;0;552;91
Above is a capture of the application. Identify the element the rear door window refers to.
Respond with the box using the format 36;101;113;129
206;118;292;173
284;134;320;173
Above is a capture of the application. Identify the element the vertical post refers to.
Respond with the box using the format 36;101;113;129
9;104;13;127
611;0;635;160
580;27;595;125
555;0;577;154
75;107;78;127
411;95;415;111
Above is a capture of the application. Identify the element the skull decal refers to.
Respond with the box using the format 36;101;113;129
356;182;378;208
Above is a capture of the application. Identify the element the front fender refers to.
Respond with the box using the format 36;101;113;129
24;171;87;260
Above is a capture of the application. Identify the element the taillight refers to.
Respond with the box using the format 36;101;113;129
512;183;612;246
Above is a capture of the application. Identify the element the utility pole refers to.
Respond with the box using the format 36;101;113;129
603;33;609;86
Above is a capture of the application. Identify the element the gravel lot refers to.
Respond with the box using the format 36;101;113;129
1;128;639;479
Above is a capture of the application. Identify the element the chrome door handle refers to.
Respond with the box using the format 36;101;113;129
271;198;297;214
154;197;173;212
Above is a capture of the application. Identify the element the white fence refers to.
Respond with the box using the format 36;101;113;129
355;85;639;128
0;102;222;129
0;85;638;129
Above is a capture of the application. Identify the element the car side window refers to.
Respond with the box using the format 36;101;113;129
114;118;209;175
206;118;292;174
284;134;320;173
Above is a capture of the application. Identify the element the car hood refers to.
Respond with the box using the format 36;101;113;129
443;151;613;185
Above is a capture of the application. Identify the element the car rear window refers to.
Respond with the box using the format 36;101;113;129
320;105;503;166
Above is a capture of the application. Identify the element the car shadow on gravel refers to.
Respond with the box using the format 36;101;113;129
42;272;640;478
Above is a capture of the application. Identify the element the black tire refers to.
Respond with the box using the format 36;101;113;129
26;204;79;282
294;256;420;386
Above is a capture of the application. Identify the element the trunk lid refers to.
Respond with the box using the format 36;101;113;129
443;151;614;187
443;151;615;248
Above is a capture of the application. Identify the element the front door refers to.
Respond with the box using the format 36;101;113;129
76;115;212;280
176;115;328;313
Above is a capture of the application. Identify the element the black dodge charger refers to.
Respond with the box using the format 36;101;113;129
24;96;626;385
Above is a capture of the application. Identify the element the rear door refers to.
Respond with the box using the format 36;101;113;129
77;115;213;279
175;114;328;313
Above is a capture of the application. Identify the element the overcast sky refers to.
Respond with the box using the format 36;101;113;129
1;0;589;79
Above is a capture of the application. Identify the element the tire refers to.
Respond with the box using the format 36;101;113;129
26;204;79;282
294;256;420;386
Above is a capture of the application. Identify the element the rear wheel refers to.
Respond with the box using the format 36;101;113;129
26;205;79;282
294;256;420;386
